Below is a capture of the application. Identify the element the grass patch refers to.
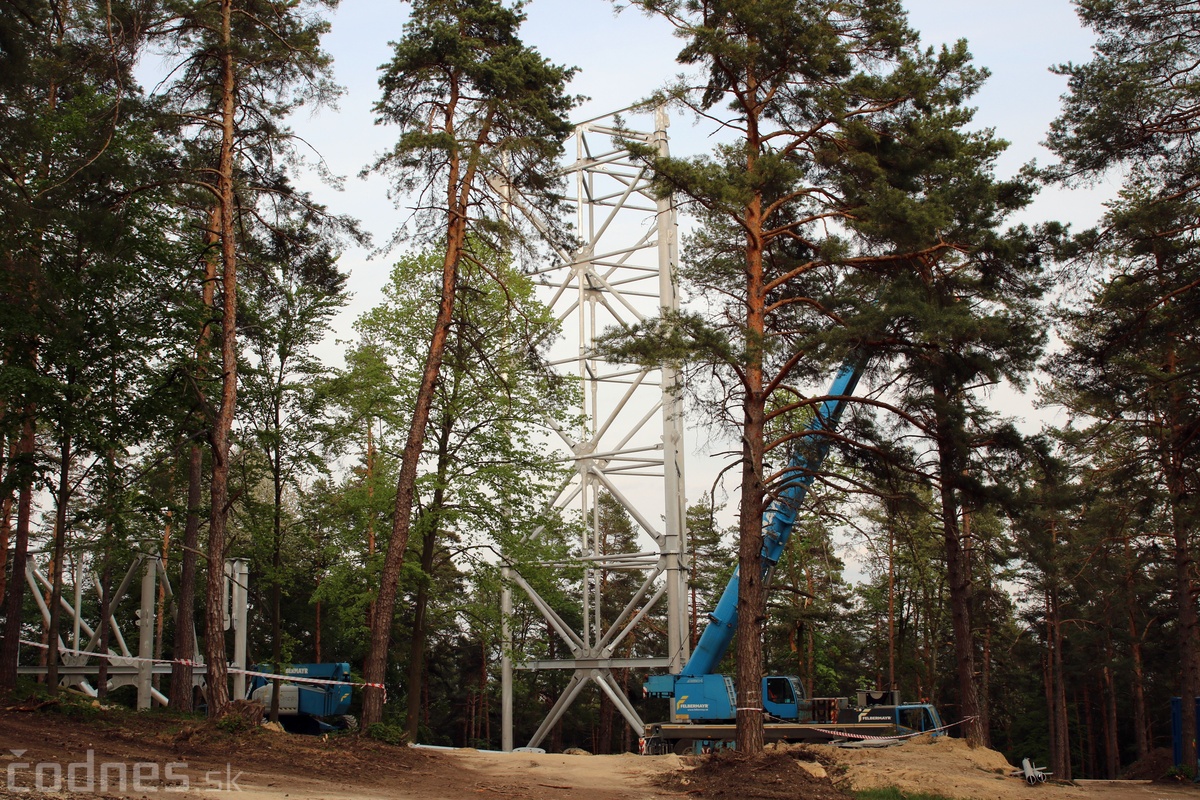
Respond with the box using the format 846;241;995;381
854;789;956;800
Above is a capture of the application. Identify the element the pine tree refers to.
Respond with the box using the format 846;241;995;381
360;0;577;727
156;0;340;715
1047;0;1200;772
609;0;1029;750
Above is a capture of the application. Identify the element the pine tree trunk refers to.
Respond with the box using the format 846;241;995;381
888;523;896;690
202;0;239;716
362;200;464;726
1041;611;1054;761
1166;349;1198;775
734;182;766;756
364;419;376;629
1103;652;1119;778
1083;686;1097;778
170;444;203;709
46;394;74;693
362;78;485;726
1171;493;1197;774
598;693;614;754
933;398;983;747
1128;609;1149;761
172;201;217;711
0;417;36;689
1048;526;1072;777
270;439;284;724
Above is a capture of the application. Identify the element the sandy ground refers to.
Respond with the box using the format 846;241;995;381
808;735;1200;800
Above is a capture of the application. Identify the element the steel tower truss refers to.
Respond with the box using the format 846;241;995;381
499;107;689;750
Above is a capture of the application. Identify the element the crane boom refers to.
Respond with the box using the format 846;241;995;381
642;360;947;753
681;361;862;677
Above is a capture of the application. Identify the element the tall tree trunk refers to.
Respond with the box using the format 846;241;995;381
202;0;239;716
597;692;614;754
1083;686;1097;778
0;417;36;689
361;235;459;724
1165;349;1198;775
1128;609;1149;761
170;443;204;709
1046;582;1071;778
270;426;284;724
887;520;896;690
1044;513;1072;779
1171;491;1197;774
1103;642;1119;778
46;380;75;693
172;205;219;711
933;400;983;747
1041;608;1054;760
363;419;377;629
361;81;482;725
734;107;767;754
405;415;452;741
805;565;816;694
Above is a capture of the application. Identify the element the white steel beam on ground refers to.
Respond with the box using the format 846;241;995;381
19;553;201;705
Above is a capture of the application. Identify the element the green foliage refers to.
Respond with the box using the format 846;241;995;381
369;0;579;250
1045;0;1200;776
1164;764;1195;782
364;722;406;746
215;714;251;734
687;496;735;623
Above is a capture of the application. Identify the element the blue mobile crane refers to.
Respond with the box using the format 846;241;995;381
643;363;944;753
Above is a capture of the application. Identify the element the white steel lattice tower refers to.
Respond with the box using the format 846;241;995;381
499;107;689;750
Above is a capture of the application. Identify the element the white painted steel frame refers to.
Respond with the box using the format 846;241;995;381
499;107;689;751
16;554;249;707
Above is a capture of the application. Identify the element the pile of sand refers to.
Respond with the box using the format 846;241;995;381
802;736;1049;800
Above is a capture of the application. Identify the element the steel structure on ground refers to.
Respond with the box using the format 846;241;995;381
13;553;248;706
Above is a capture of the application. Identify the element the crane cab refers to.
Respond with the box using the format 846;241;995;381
763;676;806;720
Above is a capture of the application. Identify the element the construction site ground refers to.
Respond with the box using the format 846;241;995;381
2;700;1200;800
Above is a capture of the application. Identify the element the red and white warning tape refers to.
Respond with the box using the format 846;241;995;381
18;639;388;702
